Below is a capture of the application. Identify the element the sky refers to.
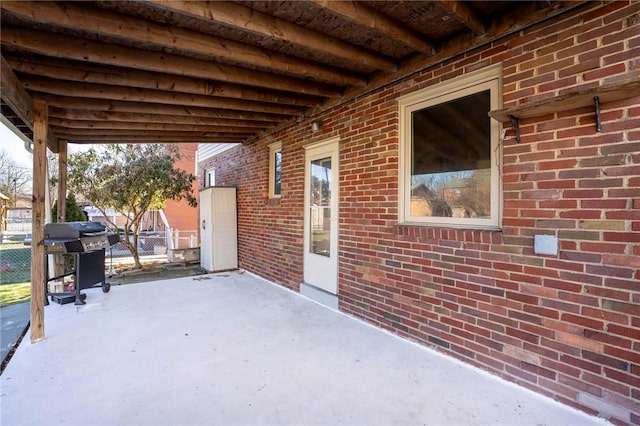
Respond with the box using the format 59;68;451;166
1;122;32;168
1;122;91;170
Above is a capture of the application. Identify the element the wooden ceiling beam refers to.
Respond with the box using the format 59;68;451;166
39;95;288;122
1;55;60;151
311;1;435;55
7;55;321;108
1;26;341;98
1;54;33;131
68;140;242;145
1;1;365;87
146;0;397;72
21;77;304;116
437;1;486;35
49;118;261;133
52;127;251;136
47;108;271;128
56;129;248;144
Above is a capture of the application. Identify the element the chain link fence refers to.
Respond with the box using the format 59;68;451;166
0;225;31;286
1;224;200;286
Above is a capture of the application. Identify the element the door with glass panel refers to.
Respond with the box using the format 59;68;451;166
303;138;339;294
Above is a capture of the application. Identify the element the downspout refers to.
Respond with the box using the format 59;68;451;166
0;115;33;154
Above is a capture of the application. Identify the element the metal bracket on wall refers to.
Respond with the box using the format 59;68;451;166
594;96;601;133
509;115;521;144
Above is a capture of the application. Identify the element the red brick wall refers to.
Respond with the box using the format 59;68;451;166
199;2;639;424
164;143;198;233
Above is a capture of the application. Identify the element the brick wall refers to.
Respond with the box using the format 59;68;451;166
199;2;639;424
164;143;198;233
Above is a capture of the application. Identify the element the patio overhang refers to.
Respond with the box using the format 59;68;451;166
1;0;590;148
0;0;591;341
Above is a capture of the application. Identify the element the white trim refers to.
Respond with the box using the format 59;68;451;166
206;168;216;187
398;64;502;229
303;137;340;295
303;136;341;153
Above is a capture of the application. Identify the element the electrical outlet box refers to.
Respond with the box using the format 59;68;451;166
534;234;558;256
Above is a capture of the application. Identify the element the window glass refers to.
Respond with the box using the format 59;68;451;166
310;157;331;256
268;142;282;198
274;150;282;196
411;90;491;219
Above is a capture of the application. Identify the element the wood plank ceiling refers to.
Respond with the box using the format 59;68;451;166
1;1;586;152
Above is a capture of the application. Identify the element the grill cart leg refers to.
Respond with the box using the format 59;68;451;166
43;253;49;306
73;253;86;305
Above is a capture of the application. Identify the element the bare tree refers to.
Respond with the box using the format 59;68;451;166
0;149;32;205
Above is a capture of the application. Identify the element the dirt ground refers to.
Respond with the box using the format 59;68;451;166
108;262;209;285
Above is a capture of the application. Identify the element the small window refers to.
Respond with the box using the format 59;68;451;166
206;168;216;187
398;65;502;229
268;142;282;198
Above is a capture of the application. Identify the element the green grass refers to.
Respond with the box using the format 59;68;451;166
0;283;31;307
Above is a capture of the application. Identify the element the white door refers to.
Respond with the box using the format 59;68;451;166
303;138;339;294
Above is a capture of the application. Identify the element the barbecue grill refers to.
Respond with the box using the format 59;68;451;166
43;221;120;305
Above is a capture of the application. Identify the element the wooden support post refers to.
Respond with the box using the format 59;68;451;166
30;99;48;343
57;139;67;222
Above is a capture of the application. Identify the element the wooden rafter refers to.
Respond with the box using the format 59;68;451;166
311;1;435;55
1;1;365;87
51;128;252;138
1;26;341;98
53;133;247;143
7;55;321;107
0;55;33;131
47;108;273;128
21;77;305;116
39;95;289;122
146;0;397;72
48;119;261;133
1;54;59;150
437;1;486;35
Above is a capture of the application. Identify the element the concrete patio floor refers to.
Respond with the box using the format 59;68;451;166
1;271;608;426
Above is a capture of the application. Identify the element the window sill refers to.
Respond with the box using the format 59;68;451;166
395;221;503;232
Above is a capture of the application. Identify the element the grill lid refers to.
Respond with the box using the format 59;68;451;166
45;221;107;239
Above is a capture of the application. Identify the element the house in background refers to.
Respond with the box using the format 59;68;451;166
162;143;199;251
198;2;639;424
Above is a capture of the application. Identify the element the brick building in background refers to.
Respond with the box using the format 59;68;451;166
164;143;198;230
162;143;199;248
199;2;639;425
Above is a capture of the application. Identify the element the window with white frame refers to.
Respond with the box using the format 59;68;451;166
398;65;502;229
268;141;282;198
206;168;216;187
